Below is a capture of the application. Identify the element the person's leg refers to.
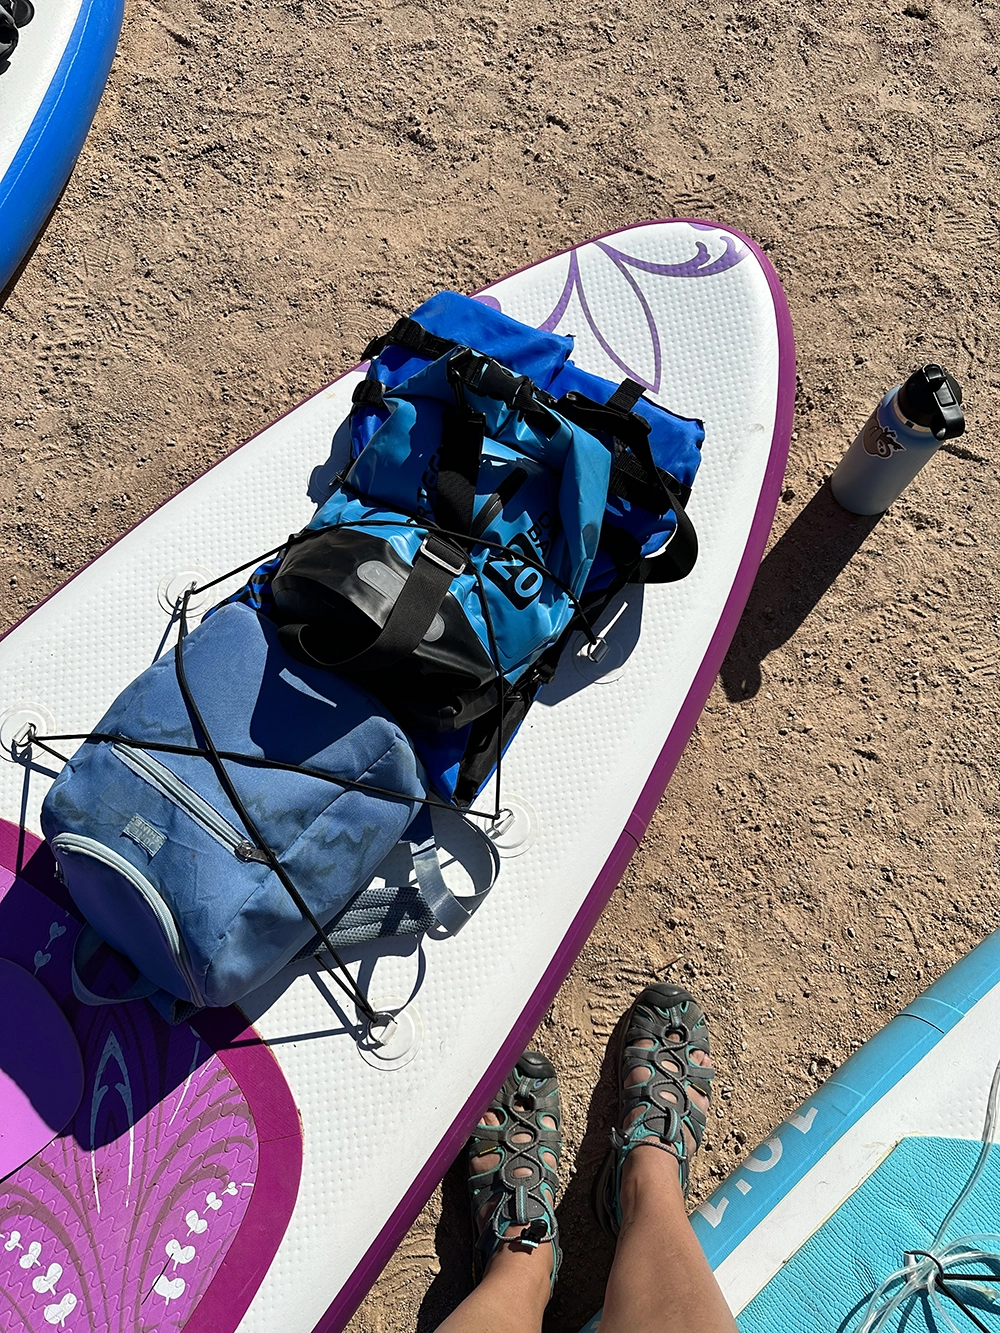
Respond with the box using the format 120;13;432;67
596;986;737;1333
431;1157;553;1333
599;1055;736;1333
435;1053;560;1333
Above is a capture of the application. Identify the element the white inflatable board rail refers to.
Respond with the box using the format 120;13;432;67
0;220;793;1333
0;0;121;292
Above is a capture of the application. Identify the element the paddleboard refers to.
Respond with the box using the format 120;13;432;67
0;219;793;1332
674;926;1000;1332
0;0;121;293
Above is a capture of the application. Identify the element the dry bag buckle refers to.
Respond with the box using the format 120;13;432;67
419;535;467;578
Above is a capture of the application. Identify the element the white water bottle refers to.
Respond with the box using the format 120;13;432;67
831;363;965;516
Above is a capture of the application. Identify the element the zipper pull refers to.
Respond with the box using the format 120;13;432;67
235;840;270;865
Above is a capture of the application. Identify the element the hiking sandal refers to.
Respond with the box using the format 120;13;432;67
467;1049;562;1288
594;983;713;1238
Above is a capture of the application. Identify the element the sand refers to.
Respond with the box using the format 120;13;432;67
3;0;999;1327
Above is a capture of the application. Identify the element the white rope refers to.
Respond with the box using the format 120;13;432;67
852;1056;1000;1333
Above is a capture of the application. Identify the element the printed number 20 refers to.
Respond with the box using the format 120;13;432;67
484;533;544;610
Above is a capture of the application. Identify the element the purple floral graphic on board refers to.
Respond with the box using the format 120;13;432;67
0;878;259;1333
483;227;746;395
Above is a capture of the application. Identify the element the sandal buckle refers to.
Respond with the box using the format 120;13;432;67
519;1219;549;1250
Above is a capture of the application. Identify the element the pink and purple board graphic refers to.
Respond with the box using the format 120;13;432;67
0;826;302;1333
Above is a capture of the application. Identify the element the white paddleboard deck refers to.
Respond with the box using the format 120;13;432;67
0;220;793;1332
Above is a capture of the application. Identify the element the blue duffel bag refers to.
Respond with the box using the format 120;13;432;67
39;601;485;1021
222;292;704;806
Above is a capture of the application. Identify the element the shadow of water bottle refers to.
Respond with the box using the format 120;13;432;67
719;482;883;702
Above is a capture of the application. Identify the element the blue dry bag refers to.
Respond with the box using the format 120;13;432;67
230;292;704;804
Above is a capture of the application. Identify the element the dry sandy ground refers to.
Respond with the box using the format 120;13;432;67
3;0;1000;1328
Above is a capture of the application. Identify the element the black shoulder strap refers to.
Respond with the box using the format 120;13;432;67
556;385;692;512
599;495;698;586
279;531;467;673
609;450;691;512
435;349;555;537
638;494;698;583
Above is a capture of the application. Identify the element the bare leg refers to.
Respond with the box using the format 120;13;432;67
599;1045;737;1333
433;1108;556;1333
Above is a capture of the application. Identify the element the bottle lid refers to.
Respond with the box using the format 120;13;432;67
897;364;965;441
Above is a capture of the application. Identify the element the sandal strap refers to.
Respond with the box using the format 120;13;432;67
596;986;713;1237
468;1053;562;1287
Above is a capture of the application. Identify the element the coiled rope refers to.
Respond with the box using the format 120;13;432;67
852;1054;1000;1333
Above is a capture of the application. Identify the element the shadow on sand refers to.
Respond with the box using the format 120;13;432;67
720;482;884;702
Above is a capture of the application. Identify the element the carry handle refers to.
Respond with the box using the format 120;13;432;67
638;491;699;584
407;808;500;936
278;531;465;678
71;925;158;1007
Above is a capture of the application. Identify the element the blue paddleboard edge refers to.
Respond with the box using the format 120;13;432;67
0;0;124;293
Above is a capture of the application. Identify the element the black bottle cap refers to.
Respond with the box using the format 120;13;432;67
0;2;18;58
897;364;965;441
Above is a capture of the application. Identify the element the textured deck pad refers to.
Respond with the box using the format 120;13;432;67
739;1137;1000;1333
0;844;301;1333
679;925;1000;1333
0;221;793;1332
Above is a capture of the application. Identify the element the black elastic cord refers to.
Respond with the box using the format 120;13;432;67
28;730;504;820
938;1285;993;1333
185;540;293;598
172;588;380;1023
905;1253;995;1333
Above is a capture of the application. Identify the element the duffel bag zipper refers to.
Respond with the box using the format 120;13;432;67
112;743;269;864
50;832;204;1006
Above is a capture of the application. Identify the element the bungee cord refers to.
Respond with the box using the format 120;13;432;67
851;1054;1000;1333
18;458;606;1025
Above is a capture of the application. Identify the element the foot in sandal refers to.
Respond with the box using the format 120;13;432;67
594;983;714;1237
467;1050;562;1294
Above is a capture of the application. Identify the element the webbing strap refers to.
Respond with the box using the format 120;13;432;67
605;377;646;413
351;377;386;411
638;498;698;583
558;388;692;514
436;408;486;536
449;348;550;415
278;531;467;673
407;808;499;935
361;316;457;364
599;470;699;585
609;451;692;511
555;388;651;448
